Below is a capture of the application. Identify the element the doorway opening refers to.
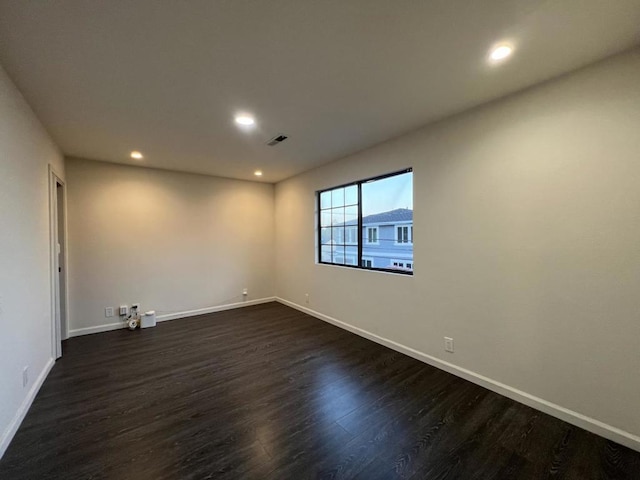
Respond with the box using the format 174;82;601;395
49;166;68;359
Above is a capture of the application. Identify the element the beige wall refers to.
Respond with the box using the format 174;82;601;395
0;64;65;455
275;49;640;445
66;158;275;334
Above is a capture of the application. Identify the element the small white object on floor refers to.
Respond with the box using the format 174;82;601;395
141;310;157;328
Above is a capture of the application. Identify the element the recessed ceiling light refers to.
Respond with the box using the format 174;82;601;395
489;44;513;62
235;115;255;126
254;170;263;177
130;151;143;159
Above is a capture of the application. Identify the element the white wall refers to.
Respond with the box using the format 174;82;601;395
66;158;275;335
275;48;640;448
0;64;65;456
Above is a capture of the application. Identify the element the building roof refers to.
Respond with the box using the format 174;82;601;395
344;208;412;226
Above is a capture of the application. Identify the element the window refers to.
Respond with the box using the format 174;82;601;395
396;224;413;244
391;259;413;271
366;227;378;244
319;184;358;266
345;226;358;244
318;168;413;275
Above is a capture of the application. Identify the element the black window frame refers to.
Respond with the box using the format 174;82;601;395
317;168;413;276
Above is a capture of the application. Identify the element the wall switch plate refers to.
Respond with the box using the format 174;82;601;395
105;307;114;318
23;366;29;387
444;337;454;353
120;305;128;316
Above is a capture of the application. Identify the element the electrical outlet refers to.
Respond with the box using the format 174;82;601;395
305;293;309;304
22;366;29;388
120;305;128;316
444;337;454;353
242;288;248;296
105;307;114;318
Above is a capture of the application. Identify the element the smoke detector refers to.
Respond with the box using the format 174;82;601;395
266;134;288;146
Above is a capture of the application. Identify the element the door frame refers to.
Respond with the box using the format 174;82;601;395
48;165;69;359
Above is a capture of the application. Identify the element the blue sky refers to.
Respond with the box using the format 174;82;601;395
362;172;413;216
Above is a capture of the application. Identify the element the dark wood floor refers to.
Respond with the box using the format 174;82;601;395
1;302;639;479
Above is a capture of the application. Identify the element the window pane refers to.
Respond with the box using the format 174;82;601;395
362;171;413;269
320;227;331;245
331;208;344;226
345;226;357;244
321;245;332;263
331;188;345;208
320;210;332;227
333;245;345;264
320;190;332;209
331;227;343;244
344;205;357;225
345;246;357;264
345;185;358;206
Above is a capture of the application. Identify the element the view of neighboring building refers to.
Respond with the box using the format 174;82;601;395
359;208;413;271
321;208;414;271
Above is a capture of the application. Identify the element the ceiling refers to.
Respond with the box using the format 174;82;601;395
0;1;639;183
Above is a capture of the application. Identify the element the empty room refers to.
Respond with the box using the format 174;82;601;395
1;1;640;479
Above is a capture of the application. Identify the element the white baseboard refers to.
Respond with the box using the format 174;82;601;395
68;297;277;337
68;321;125;337
276;297;640;453
156;297;277;322
0;357;55;459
